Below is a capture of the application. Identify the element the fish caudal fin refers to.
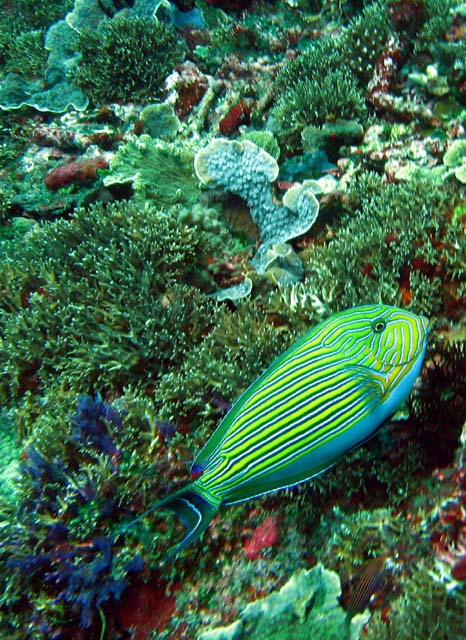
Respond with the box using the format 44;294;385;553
156;484;220;555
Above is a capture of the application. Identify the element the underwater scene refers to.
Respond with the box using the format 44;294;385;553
0;0;465;637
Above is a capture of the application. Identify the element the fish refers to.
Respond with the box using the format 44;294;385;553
344;555;387;615
145;304;430;554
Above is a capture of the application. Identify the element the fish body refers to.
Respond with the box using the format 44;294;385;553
345;555;387;615
156;304;429;553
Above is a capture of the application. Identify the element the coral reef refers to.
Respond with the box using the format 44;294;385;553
0;0;466;636
342;0;392;84
270;37;366;151
139;102;182;140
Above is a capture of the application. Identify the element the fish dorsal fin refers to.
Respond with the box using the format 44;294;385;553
192;412;236;474
191;343;305;473
192;327;335;474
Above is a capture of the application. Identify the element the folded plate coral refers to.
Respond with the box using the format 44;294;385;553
194;138;319;273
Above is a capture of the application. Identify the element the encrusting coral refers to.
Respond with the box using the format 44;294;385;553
198;564;368;640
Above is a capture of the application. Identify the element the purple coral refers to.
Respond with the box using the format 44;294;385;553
71;394;123;461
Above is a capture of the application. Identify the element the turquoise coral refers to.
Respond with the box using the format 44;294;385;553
194;138;319;273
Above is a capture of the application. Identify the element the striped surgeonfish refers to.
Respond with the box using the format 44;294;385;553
151;304;430;553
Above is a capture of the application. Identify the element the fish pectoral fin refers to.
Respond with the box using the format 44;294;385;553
344;364;385;405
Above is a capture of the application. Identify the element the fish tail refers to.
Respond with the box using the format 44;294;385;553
156;484;220;554
115;483;220;555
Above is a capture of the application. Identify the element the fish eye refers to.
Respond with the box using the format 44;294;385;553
372;319;386;333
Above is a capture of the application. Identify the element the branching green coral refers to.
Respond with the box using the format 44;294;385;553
4;29;47;78
415;0;462;56
366;566;466;639
341;0;392;84
71;16;186;105
0;411;20;506
272;70;367;150
0;185;13;222
271;36;366;150
294;172;463;316
0;201;215;405
0;0;72;66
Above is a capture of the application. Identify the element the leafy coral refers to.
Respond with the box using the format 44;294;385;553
194;138;319;271
103;135;201;207
71;16;186;105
